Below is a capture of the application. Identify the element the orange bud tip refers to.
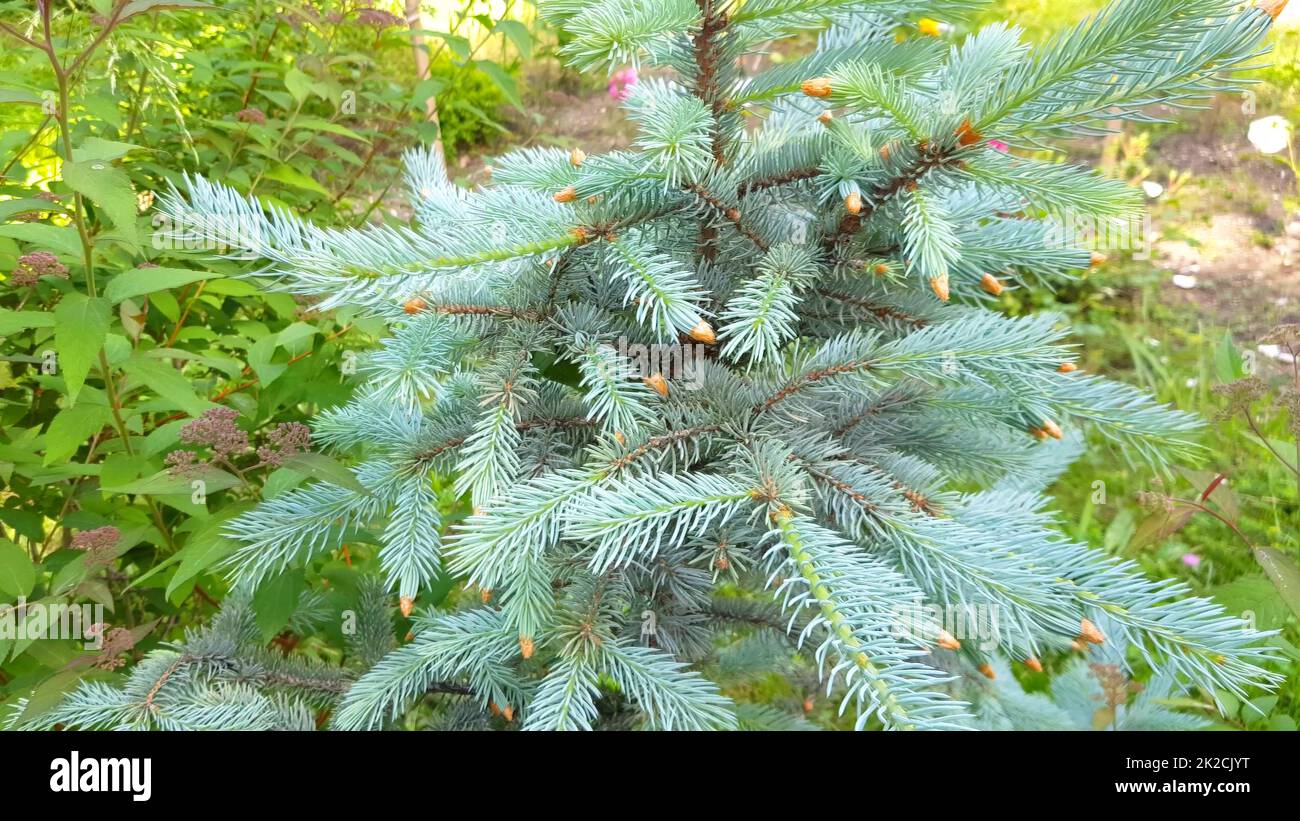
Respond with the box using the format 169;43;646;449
936;629;961;651
1080;618;1106;644
1041;419;1063;440
519;636;535;659
955;118;983;147
1058;362;1078;373
873;263;890;276
403;630;414;642
879;143;892;162
844;191;862;215
1089;251;1107;267
1030;427;1048;440
399;596;414;618
502;705;515;722
613;430;626;446
978;663;996;680
979;273;1004;296
1258;0;1289;20
688;319;716;344
802;697;815;714
489;701;501;717
1025;656;1044;673
481;588;493;604
643;372;669;397
1069;639;1087;653
554;186;577;203
714;556;730;571
817;111;833;125
571;226;590;242
569;148;586;166
403;297;428;315
930;273;950;302
800;77;833;98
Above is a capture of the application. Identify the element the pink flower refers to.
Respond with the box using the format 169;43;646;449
609;67;638;101
988;139;1009;153
1181;552;1201;568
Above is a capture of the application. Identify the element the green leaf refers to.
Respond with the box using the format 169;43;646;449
0;539;36;597
164;505;250;598
18;668;88;724
473;60;523;110
101;466;238;496
0;223;82;257
493;20;533;58
120;355;216;417
1254;547;1300;621
284;68;316;104
252;567;305;641
63;159;139;246
53;293;110;403
0;88;43;105
104;266;220;304
280;451;370;496
263;164;328;196
72;137;143;162
292;117;369;142
43;403;113;465
119;0;214;22
0;309;56;336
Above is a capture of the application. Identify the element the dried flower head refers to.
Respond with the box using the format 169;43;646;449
356;7;404;29
72;526;121;568
9;251;69;287
180;406;250;458
257;421;312;466
235;107;266;125
1211;377;1267;420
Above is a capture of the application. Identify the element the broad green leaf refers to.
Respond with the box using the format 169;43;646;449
17;668;88;723
63;160;139;246
43;403;113;465
102;466;238;496
281;451;370;496
120;0;213;21
0;539;36;597
0;88;42;105
0;223;82;256
284;68;315;103
252;568;305;641
263;164;328;196
0;309;56;336
53;293;110;402
474;59;523;110
104;266;219;303
72;137;143;162
493;19;533;58
1254;547;1300;621
121;355;216;416
164;505;251;598
292;117;369;142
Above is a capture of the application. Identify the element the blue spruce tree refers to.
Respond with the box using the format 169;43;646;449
21;0;1290;730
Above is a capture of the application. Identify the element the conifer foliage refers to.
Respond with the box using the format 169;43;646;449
29;0;1290;730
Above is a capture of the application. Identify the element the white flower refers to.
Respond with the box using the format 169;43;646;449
1141;180;1164;198
1171;273;1197;289
1248;115;1293;155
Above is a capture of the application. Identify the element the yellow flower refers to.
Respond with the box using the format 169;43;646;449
918;18;942;37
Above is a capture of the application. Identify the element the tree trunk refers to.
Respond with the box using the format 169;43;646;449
405;0;446;159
